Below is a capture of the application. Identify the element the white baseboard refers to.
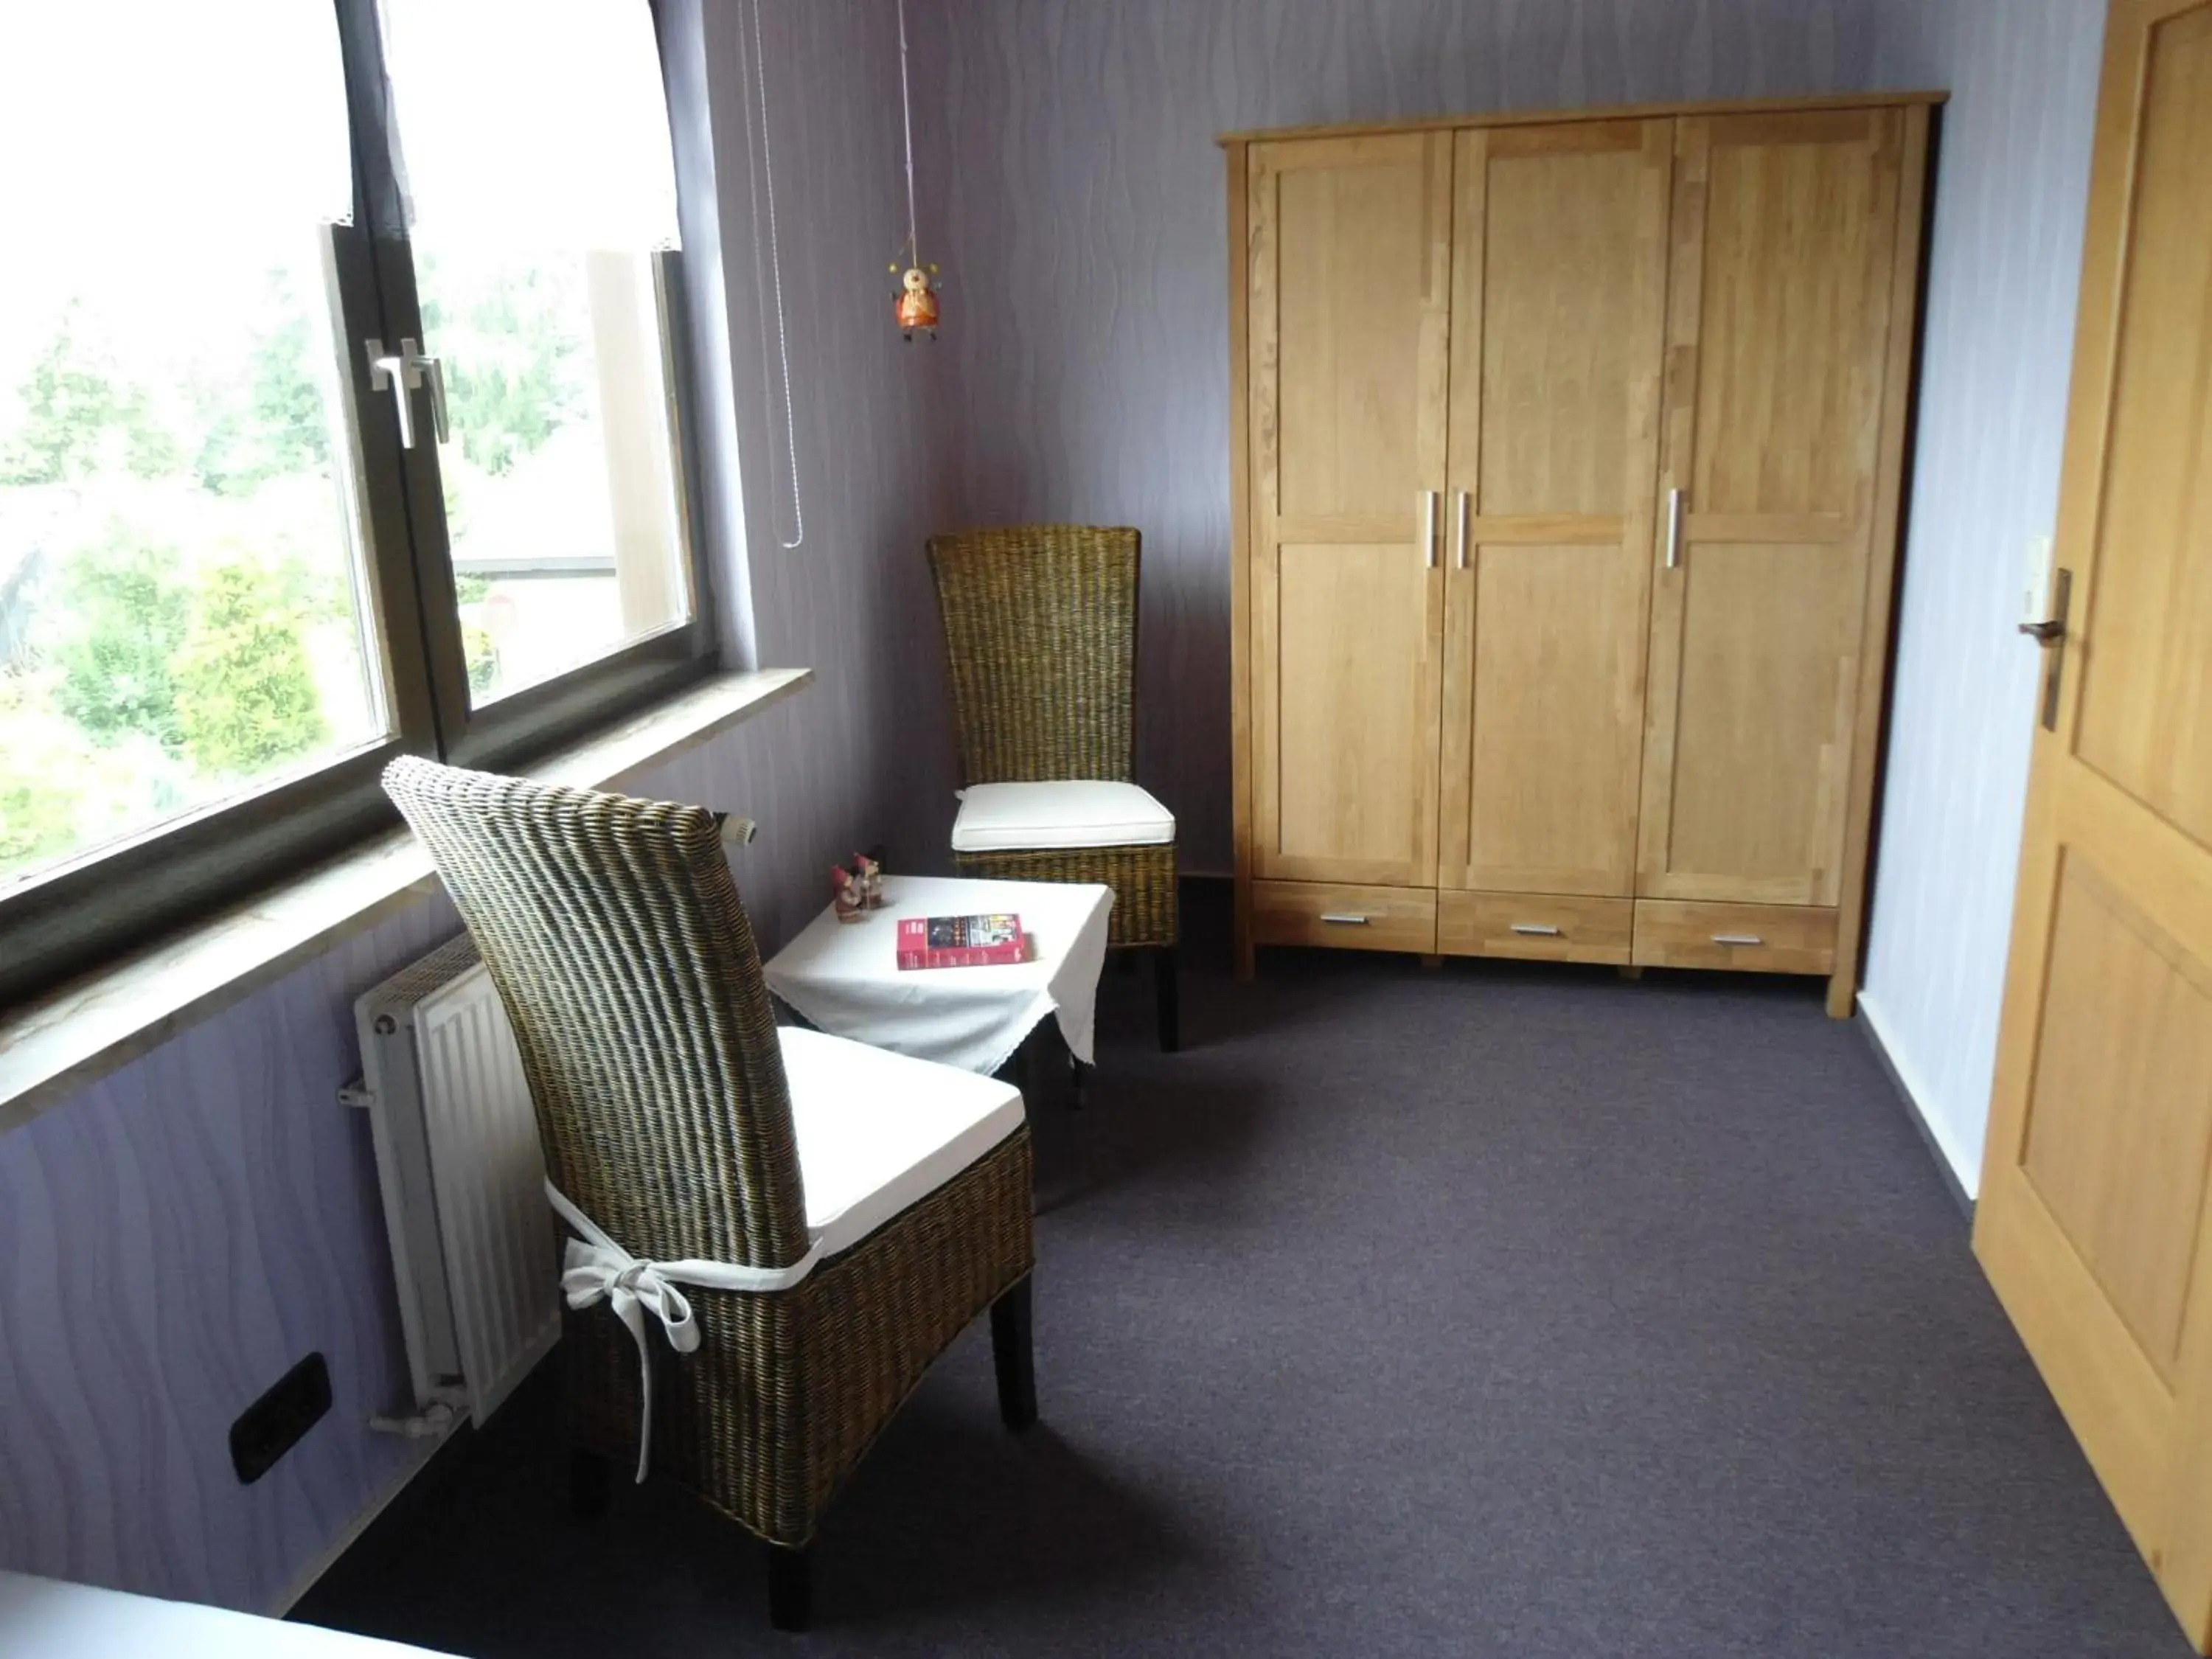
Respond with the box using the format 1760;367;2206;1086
1857;991;1980;1208
267;1428;451;1618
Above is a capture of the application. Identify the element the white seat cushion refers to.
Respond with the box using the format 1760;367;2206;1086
779;1026;1026;1259
950;780;1175;853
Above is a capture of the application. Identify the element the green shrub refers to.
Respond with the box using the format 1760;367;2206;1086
52;526;192;751
173;552;330;778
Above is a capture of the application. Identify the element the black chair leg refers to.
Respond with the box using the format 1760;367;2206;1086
990;1276;1038;1431
1154;945;1180;1053
568;1446;610;1518
768;1543;813;1632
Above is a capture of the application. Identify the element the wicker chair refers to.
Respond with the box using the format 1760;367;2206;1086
927;524;1179;1051
382;757;1037;1633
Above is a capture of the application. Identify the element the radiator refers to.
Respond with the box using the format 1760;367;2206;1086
351;936;560;1429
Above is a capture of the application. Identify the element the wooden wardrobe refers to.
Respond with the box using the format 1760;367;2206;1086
1225;94;1938;1015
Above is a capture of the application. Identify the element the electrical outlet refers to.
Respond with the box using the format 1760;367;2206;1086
2022;533;2056;624
230;1352;332;1484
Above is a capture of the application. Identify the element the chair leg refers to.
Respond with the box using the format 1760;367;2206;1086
990;1276;1038;1432
569;1446;609;1519
767;1543;812;1632
1154;945;1180;1053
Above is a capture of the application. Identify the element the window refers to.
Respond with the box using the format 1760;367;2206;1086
0;0;712;1004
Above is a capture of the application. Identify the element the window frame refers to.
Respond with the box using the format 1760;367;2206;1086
0;0;715;1007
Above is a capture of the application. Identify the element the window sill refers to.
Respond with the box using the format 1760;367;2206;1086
0;667;813;1137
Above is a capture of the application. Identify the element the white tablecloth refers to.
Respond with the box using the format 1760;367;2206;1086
762;875;1113;1074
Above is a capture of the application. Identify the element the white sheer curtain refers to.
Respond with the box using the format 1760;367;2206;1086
0;0;355;254
378;0;682;253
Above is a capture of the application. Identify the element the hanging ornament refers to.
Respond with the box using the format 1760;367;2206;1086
888;0;940;341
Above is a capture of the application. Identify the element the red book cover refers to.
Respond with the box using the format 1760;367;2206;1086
896;912;1026;970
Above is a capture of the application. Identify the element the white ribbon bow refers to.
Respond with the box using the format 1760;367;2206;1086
546;1181;825;1482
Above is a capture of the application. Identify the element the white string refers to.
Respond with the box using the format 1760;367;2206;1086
897;0;919;262
743;0;802;551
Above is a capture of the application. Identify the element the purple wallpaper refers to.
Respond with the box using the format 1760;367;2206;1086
0;0;2105;1618
1856;0;2103;1195
910;0;1887;871
0;0;959;1615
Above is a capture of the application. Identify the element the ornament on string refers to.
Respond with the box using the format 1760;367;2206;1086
887;0;942;341
891;257;941;341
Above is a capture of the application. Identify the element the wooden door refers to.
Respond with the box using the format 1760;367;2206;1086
1975;4;2212;1646
1437;119;1670;898
1248;133;1450;888
1638;108;1906;909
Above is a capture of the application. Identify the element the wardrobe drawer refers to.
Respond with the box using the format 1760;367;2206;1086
1437;892;1632;964
1250;880;1437;954
1632;901;1837;975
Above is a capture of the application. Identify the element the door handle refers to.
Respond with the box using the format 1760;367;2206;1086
1455;490;1470;571
2023;568;2073;731
1422;490;1439;568
1664;486;1685;570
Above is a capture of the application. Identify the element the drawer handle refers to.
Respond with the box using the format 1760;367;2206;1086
1510;924;1562;936
1319;913;1371;926
1711;933;1764;947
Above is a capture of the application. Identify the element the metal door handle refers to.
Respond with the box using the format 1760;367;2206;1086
1319;913;1371;926
1510;923;1561;937
1664;486;1685;570
1422;490;1439;568
2026;568;2073;730
1455;490;1470;571
1711;933;1763;947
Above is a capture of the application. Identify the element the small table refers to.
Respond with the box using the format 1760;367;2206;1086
762;874;1113;1076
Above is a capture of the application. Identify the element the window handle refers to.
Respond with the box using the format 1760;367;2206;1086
420;352;450;445
368;338;448;448
367;336;425;450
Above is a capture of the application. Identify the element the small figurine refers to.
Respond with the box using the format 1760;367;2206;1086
891;262;940;340
852;851;885;909
832;865;866;924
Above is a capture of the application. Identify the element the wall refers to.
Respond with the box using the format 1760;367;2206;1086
0;0;2116;1614
1855;0;2102;1197
914;0;2110;1200
0;0;958;1614
914;0;1888;872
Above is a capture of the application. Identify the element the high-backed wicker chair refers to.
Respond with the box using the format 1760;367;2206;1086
927;524;1179;1051
382;757;1037;1633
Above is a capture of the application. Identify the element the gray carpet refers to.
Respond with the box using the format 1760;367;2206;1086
294;893;2191;1657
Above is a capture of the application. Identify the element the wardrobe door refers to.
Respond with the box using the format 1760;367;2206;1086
1638;108;1905;906
1248;133;1450;888
1437;119;1670;900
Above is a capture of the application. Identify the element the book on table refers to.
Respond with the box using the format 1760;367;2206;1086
896;913;1027;970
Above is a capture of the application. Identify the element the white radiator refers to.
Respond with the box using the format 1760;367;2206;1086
351;935;560;1430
